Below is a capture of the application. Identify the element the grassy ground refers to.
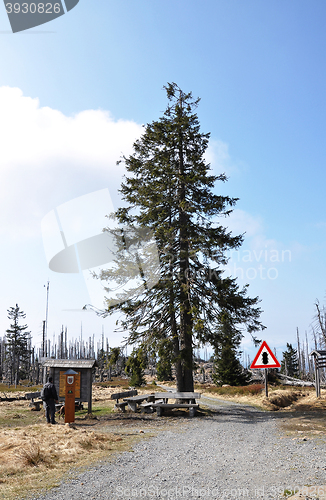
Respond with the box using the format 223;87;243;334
0;380;139;499
194;382;325;412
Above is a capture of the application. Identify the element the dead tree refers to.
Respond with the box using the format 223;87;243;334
315;301;326;346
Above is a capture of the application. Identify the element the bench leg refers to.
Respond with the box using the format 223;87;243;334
115;404;126;413
141;407;153;414
189;407;196;418
29;401;41;411
127;402;138;412
156;406;163;417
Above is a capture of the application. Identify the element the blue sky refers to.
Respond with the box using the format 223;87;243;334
1;0;326;363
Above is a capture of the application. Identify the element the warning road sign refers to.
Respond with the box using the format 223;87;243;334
250;341;281;369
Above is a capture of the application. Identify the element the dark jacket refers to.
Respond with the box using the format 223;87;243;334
43;382;58;401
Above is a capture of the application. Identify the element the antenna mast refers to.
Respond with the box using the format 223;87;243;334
43;280;50;358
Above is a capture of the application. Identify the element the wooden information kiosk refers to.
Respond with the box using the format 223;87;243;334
64;369;78;423
42;359;97;414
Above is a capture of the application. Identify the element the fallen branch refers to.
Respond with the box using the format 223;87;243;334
277;373;315;387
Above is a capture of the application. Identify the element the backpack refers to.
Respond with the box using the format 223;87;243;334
41;384;52;401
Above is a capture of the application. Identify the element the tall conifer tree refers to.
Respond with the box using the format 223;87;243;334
6;304;30;387
213;312;250;386
99;83;264;392
281;343;299;377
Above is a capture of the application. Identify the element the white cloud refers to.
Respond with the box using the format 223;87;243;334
0;86;143;239
223;209;264;238
205;139;242;177
221;209;295;277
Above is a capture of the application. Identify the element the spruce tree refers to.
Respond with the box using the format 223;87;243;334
5;304;31;387
156;338;173;381
107;347;125;378
98;83;264;392
125;347;147;387
213;313;250;386
281;343;299;377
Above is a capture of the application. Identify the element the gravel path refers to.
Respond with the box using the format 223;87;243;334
32;399;326;500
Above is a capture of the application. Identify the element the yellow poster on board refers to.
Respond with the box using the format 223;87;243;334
59;371;80;398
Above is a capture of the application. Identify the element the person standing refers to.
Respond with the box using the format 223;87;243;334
41;376;59;424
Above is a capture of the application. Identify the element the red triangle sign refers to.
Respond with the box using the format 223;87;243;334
250;341;281;369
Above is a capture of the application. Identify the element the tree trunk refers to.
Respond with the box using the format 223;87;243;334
171;304;183;392
177;106;194;393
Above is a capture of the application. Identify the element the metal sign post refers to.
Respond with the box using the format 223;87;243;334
265;368;268;397
64;369;78;423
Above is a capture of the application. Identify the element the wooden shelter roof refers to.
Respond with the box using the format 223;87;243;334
42;359;98;368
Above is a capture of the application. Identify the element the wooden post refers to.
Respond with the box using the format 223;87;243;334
265;368;268;397
87;369;92;414
315;358;320;398
64;369;77;423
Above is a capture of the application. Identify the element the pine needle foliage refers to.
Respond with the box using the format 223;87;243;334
5;304;31;387
156;338;173;381
281;343;299;377
212;312;251;386
125;347;147;387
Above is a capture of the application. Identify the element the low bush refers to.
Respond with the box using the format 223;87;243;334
17;444;49;467
196;383;264;396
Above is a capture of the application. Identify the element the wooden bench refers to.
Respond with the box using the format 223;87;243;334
25;392;42;411
140;399;164;413
152;402;200;417
151;392;201;417
111;390;138;412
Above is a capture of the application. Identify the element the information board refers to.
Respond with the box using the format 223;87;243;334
59;370;80;398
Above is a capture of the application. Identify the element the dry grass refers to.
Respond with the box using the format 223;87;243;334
260;388;306;411
0;383;42;395
94;377;131;389
195;383;325;412
17;442;50;467
0;379;181;500
0;380;160;500
0;421;134;499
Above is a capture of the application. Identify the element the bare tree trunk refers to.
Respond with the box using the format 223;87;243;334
297;327;301;374
315;301;326;346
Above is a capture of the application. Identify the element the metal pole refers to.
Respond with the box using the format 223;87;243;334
265;368;268;397
42;320;46;384
44;281;50;358
42;320;46;359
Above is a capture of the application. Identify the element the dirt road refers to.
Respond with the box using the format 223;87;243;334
31;398;326;500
